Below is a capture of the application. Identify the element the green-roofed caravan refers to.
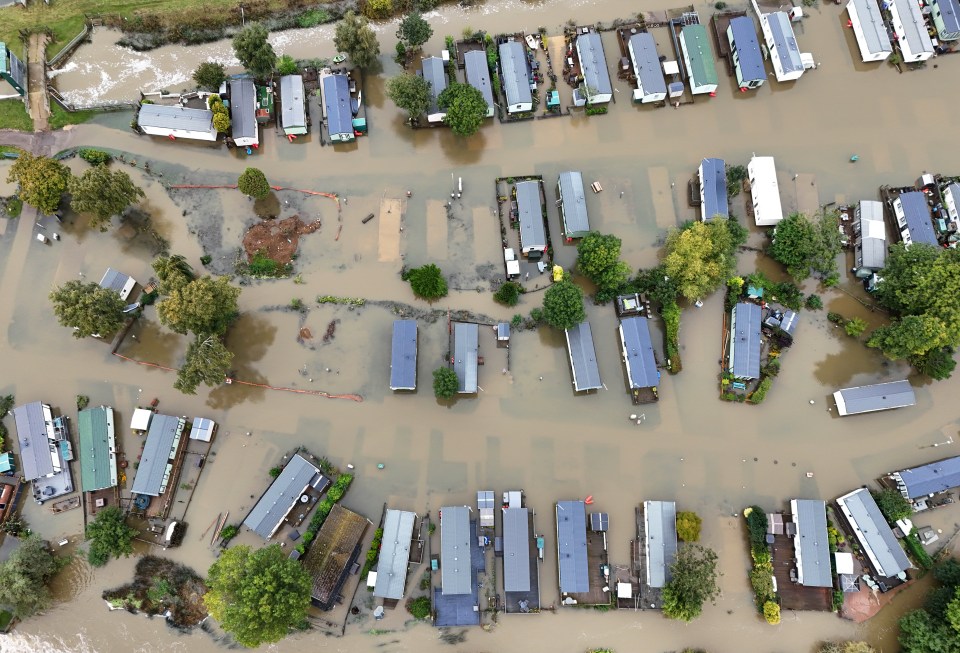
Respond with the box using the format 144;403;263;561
679;25;718;96
78;406;118;493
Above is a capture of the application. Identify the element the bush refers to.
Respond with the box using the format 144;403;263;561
763;601;780;625
806;294;823;310
511;314;522;327
76;395;90;410
494;281;522;306
200;254;212;265
770;282;803;311
845;317;868;337
238;167;270;200
750;377;773;404
676;511;702;542
903;530;933;569
745;507;768;549
220;524;239;541
872;488;912;522
79;149;111;166
727;165;747;198
213;112;231;133
662;300;682;373
248;252;284;277
405;264;448;301
363;0;393;19
530;307;544;324
269;466;282;478
751;566;776;608
297;8;331;28
433;367;458;399
407;595;431;620
827;312;844;324
277;54;298;75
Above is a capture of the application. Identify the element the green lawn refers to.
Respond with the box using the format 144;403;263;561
0;99;33;131
49;103;95;129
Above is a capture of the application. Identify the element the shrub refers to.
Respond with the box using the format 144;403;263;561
494;281;522;306
750;566;776;607
763;601;780;625
903;530;933;569
76;395;90;410
277;54;298;75
238;167;270;200
872;488;912;522
770;282;803;311
200;255;212;265
248;252;284;277
297;9;331;28
662;300;682;373
220;524;239;541
405;264;448;300
407;596;431;620
727;164;747;198
760;359;780;378
530;307;544;324
511;314;522;327
845;317;868;337
745;507;768;549
676;511;702;542
79;149;111;166
363;0;393;19
805;294;823;310
750;377;773;404
827;312;844;324
269;466;282;478
213;112;231;133
433;367;458;399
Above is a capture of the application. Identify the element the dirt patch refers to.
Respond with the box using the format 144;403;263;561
102;555;207;629
299;327;313;340
323;319;338;343
241;215;321;264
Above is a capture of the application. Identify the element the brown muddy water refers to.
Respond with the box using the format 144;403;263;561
3;0;960;651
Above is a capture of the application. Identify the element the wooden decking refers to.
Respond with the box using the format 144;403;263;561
771;533;833;612
565;530;611;607
710;11;747;76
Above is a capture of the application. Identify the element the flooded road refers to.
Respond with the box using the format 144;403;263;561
4;0;960;651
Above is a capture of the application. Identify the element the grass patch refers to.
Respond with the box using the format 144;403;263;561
48;103;96;129
0;609;12;632
296;8;331;28
0;99;34;131
3;197;23;218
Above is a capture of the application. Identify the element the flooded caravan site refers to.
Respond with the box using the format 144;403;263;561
3;0;960;650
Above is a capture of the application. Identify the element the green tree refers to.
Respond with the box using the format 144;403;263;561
68;165;145;231
542;280;586;331
769;212;843;281
676;511;702;542
912;347;956;381
152;254;195;294
385;73;432;119
635;265;680;306
396;12;433;49
204;544;311;648
0;535;67;618
899;608;960;653
277;54;298;75
363;0;393;18
334;11;381;70
157;276;241;336
576;232;631;291
868;315;949;360
493;281;522;306
407;595;431;619
661;544;720;622
6;152;71;214
49;280;126;339
845;317;868;338
726;164;747;198
175;335;234;394
232;24;277;78
86;506;137;567
238;167;271;200
663;219;739;302
438;82;488;137
193;62;226;90
213;112;231;134
433;367;458;399
872;488;913;522
406;263;448;300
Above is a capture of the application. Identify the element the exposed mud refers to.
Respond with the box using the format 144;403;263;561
242;214;322;265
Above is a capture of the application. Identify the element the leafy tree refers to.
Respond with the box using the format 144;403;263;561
69;165;145;231
204;544;311;648
406;263;448;300
542;280;585;331
899;608;960;653
396;12;433;49
0;535;67;618
407;595;431;619
661;544;720;622
872;488;913;522
726;164;747;198
676;511;702;542
438;82;488;137
232;24;277;78
213;112;231;133
193;62;226;90
635;265;680;306
433;367;458;399
86;506;137;567
494;281;522;306
912;347;957;381
769;212;843;281
806;294;823;310
663;219;739;302
157;276;241;337
385;73;432;119
277;54;298;75
868;314;949;360
175;335;234;394
152;254;195;294
6;152;71;214
334;11;381;70
238;167;271;200
576;232;630;291
50;280;126;338
845;317;868;338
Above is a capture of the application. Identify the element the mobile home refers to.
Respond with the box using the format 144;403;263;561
499;40;533;113
464;50;496;118
846;0;893;62
679;25;719;95
229;78;259;148
852;200;887;279
575;30;613;104
930;0;960;41
748;156;783;226
557;171;591;239
699;158;728;222
421;57;448;124
137;105;217;142
889;0;934;62
760;12;804;82
627;32;667;103
321;74;356;143
280;75;307;136
727;16;767;90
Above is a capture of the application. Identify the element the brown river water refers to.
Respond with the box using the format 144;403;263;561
3;0;960;650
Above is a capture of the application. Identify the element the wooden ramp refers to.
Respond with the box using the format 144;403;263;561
378;198;402;262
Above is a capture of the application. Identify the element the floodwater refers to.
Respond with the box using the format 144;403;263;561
3;0;960;651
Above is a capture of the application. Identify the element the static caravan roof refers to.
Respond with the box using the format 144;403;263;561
499;41;532;108
131;414;185;497
576;31;613;97
558;171;590;236
440;506;472;595
935;0;960;35
681;25;718;87
628;32;666;96
748;156;783;226
421;57;448;117
189;417;216;442
375;509;417;600
565;321;603;392
643;500;678;588
833;379;916;416
729;17;767;82
137;104;217;140
619;317;659;390
896;192;938;246
464;50;495;115
848;0;892;55
766;12;803;76
893;456;960;499
503;507;531;593
891;0;934;58
78;407;117;493
229;78;257;144
791;499;833;588
699;158;728;221
13;401;56;481
322;74;354;139
390;320;418;390
99;268;137;301
243;453;324;539
857;200;887;270
280;75;307;134
730;303;762;379
453;322;479;394
516;181;546;251
836;488;911;578
556;500;589;594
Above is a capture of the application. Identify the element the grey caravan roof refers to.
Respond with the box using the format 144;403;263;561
499;41;532;107
767;12;803;75
243;453;324;538
453;322;479;393
558;171;590;235
13;402;54;481
620;316;659;389
503;508;531;593
937;0;960;35
440;506;472;595
576;31;612;96
421;57;448;114
793;499;833;588
99;267;134;296
516;181;546;250
897;192;937;246
131;414;184;496
374;509;417;599
833;380;916;416
229;78;256;142
280;75;306;130
463;50;495;114
851;0;893;53
729;17;767;82
323;74;354;138
837;488;911;578
138;104;214;132
628;32;666;96
390;320;417;390
893;0;933;55
857;200;887;270
556;500;589;593
730;302;762;379
644;500;677;588
700;158;728;221
565;321;603;392
893;456;960;499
